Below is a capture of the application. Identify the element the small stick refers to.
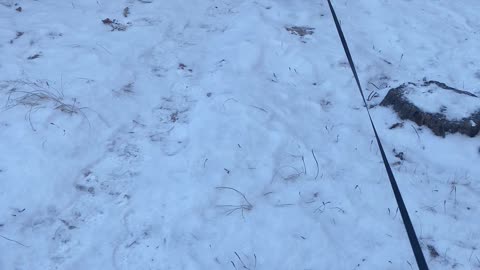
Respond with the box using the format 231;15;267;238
203;158;208;168
367;91;379;101
451;184;457;204
249;105;268;113
312;150;319;180
234;252;249;270
216;187;252;207
0;234;29;247
96;43;112;55
368;82;380;90
411;125;420;140
301;156;306;175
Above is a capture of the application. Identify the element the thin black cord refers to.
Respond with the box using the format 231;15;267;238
326;1;429;269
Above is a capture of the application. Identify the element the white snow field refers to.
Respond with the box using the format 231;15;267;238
0;0;479;269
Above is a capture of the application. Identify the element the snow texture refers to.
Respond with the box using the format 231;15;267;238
402;82;480;121
0;0;479;269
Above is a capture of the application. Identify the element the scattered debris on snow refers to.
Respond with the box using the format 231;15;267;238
285;26;315;37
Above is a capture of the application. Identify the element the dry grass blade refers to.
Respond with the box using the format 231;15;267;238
1;79;91;130
0;234;29;248
216;186;252;207
312;150;319;180
216;187;253;219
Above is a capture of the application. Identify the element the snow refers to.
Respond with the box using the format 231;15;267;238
0;0;479;269
402;82;480;120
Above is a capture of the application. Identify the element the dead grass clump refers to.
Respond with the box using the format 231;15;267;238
2;79;88;130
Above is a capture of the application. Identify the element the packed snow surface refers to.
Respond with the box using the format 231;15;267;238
1;0;479;269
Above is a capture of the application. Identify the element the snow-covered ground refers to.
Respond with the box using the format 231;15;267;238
401;81;479;121
0;0;479;269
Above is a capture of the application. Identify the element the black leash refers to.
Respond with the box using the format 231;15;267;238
326;1;429;269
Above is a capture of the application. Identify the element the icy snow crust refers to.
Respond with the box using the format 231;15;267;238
1;0;479;269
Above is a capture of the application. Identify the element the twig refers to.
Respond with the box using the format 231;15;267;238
411;125;420;140
330;206;346;213
234;252;250;270
311;150;319;180
368;82;380;90
96;42;112;55
450;183;457;205
367;91;379;101
203;158;208;168
0;234;29;248
271;73;278;82
314;201;331;213
217;187;252;206
301;155;306;175
249;105;268;113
